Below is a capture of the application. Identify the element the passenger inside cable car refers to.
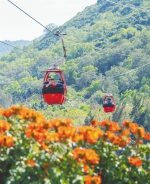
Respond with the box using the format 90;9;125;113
56;78;64;87
48;78;56;88
103;98;114;107
43;76;51;88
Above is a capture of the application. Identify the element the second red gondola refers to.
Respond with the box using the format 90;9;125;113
103;95;116;113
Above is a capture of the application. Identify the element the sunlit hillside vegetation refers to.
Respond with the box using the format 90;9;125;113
0;0;150;131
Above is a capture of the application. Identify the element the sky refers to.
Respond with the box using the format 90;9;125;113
0;0;97;41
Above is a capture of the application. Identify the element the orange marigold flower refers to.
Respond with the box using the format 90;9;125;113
0;133;5;146
118;136;131;147
122;120;132;128
84;175;102;184
144;133;150;140
0;108;5;116
108;122;121;132
52;119;62;128
90;120;99;127
26;159;36;167
104;131;116;142
5;136;14;147
129;123;139;134
46;132;59;142
92;175;102;184
86;131;100;144
72;148;100;165
84;175;92;184
72;134;84;142
122;129;130;137
25;128;33;138
99;120;121;132
128;156;142;167
57;126;76;139
0;120;12;132
33;129;47;140
0;134;14;147
46;120;54;129
97;129;104;138
99;120;110;128
65;118;73;127
83;164;90;173
41;143;48;150
78;126;102;143
3;108;15;118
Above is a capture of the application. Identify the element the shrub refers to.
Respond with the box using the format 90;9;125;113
0;105;149;184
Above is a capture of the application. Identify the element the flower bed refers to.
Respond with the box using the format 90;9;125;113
0;105;150;184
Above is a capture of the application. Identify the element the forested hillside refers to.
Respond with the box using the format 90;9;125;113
0;0;150;131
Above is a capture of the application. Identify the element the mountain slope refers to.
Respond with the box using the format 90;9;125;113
0;0;150;129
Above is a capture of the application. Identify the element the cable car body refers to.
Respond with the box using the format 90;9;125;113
103;95;116;113
42;65;67;105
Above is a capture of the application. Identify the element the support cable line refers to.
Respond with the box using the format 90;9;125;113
8;0;56;37
102;60;150;80
0;40;65;68
0;40;27;52
95;47;149;60
8;0;67;58
106;0;137;10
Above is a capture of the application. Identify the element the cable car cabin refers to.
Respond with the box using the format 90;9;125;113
103;95;116;113
42;65;67;105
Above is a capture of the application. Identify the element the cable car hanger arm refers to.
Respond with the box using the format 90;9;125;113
55;30;67;58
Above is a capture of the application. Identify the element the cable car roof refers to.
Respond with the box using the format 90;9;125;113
42;69;65;73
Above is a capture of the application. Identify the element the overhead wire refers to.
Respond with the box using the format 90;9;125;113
94;47;149;59
0;40;27;53
8;0;67;58
103;60;150;79
8;0;56;37
106;0;138;10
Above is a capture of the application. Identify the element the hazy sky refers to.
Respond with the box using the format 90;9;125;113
0;0;97;41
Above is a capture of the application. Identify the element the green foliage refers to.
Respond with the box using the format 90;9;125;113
0;0;150;126
4;81;22;95
130;95;150;131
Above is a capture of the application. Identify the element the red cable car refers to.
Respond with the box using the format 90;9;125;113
103;95;116;113
42;65;67;105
